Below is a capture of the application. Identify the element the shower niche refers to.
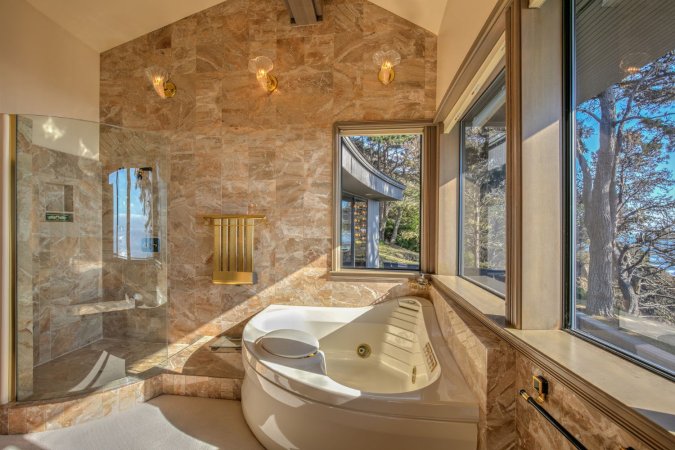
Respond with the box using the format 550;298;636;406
14;115;169;401
43;182;74;222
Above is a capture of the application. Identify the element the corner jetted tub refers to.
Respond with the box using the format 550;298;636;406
241;297;479;450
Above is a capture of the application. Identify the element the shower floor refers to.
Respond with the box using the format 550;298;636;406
26;338;187;402
24;336;245;402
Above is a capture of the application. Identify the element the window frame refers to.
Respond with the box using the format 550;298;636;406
457;69;508;298
331;121;437;278
430;0;675;445
562;0;675;382
434;3;522;328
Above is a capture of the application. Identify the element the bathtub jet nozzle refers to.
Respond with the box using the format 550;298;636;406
356;343;372;358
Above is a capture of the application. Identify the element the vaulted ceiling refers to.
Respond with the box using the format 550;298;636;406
369;0;449;34
24;0;225;52
24;0;448;53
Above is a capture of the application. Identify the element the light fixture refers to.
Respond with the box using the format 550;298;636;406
373;50;401;85
620;52;649;76
145;66;176;99
248;56;278;93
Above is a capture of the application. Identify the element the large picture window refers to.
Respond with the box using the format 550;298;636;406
568;0;675;377
337;127;424;271
459;71;507;296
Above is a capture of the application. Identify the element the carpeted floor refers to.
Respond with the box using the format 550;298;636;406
0;395;263;450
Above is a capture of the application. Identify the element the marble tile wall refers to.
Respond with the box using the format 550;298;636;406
429;283;657;450
15;118;35;400
15;117;104;398
99;0;437;345
515;355;651;450
162;336;244;378
429;285;516;450
0;373;240;434
99;126;169;343
162;374;242;399
1;375;163;434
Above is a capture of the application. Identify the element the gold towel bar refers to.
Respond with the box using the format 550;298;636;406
203;215;266;285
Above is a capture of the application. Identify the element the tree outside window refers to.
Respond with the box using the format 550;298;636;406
571;0;674;376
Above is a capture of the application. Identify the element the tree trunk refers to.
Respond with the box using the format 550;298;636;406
389;208;403;244
585;88;618;317
617;271;640;316
474;205;481;269
616;246;642;316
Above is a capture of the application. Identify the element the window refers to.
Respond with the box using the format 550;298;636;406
109;167;155;260
459;71;507;296
568;0;675;378
336;126;424;271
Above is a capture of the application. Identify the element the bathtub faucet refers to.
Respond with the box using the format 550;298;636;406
409;273;429;289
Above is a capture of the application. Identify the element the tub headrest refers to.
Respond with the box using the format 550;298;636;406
259;329;319;358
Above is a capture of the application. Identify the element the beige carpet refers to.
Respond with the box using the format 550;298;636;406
0;395;263;450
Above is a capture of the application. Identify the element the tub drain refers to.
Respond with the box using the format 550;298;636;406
356;343;371;358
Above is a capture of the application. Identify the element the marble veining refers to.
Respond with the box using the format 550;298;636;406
429;285;516;450
99;0;437;346
15;117;171;401
0;372;243;435
16;117;104;399
515;355;650;450
428;284;653;450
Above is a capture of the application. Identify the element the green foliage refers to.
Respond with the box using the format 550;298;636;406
378;241;419;264
397;230;420;252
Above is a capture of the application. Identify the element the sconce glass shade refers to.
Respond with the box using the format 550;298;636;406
619;52;649;76
248;56;278;93
373;50;401;85
145;66;176;99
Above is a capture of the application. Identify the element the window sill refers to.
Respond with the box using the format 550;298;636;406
329;269;419;283
431;275;675;447
432;275;506;325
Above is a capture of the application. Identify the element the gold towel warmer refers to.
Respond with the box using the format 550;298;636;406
203;214;266;285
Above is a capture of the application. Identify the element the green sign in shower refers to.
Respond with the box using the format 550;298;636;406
45;213;73;222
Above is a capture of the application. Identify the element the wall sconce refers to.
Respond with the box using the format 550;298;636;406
373;50;401;85
248;56;278;93
145;66;176;99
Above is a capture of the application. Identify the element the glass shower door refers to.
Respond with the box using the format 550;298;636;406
14;115;168;401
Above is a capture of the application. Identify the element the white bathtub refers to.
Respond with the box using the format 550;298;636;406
241;297;478;450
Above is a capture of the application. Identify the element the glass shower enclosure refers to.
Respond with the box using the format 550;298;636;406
14;115;168;401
